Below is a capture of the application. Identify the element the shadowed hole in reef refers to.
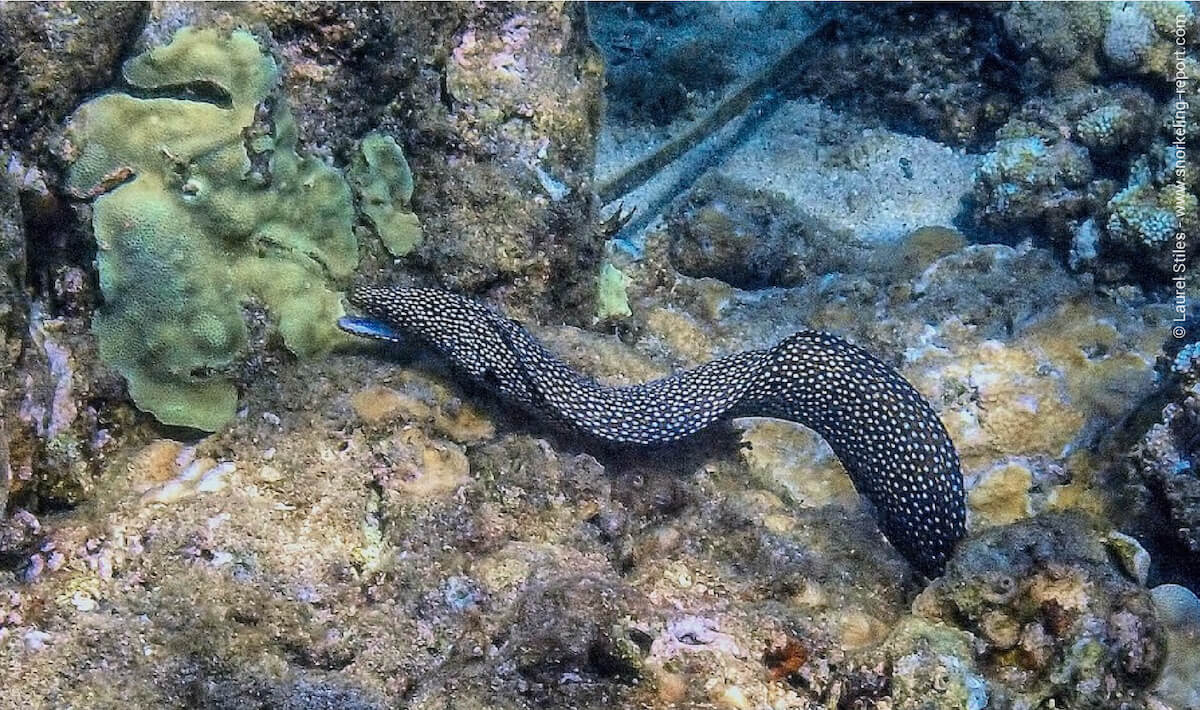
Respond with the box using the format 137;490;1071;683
123;80;234;109
586;637;642;681
20;185;94;300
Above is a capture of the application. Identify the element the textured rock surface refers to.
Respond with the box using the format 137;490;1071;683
0;157;125;510
0;2;146;158
0;4;1194;709
666;173;850;289
1119;333;1200;587
914;514;1164;709
790;4;1018;149
0;162;23;513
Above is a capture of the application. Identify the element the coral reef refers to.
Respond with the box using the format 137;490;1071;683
0;3;1196;709
914;514;1164;708
971;135;1095;236
968;82;1196;282
1003;2;1195;80
126;2;605;320
348;132;423;258
1120;331;1200;583
962;3;1200;285
790;4;1018;148
1;0;609;505
63;27;357;431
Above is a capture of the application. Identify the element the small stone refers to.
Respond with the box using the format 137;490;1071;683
71;592;96;612
141;479;188;505
716;684;751;710
22;554;44;583
22;630;51;651
1104;531;1151;586
178;457;217;483
196;462;234;493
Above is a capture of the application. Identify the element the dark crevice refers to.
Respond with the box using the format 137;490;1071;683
121;80;234;109
20;187;95;309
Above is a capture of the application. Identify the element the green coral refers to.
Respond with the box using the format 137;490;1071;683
348;132;423;257
595;261;632;320
64;27;357;431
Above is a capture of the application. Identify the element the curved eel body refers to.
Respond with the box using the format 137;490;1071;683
339;286;966;577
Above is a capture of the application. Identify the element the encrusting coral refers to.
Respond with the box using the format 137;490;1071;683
62;27;358;431
348;132;423;258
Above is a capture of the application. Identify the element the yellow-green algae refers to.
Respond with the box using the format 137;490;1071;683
595;261;632;320
64;28;357;431
348;132;423;257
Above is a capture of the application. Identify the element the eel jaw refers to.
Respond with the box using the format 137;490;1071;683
337;315;405;344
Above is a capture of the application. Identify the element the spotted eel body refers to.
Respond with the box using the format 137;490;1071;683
339;286;967;576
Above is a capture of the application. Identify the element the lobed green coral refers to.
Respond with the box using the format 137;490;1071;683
347;132;423;257
64;27;357;431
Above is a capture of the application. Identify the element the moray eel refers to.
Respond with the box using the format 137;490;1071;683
339;286;967;577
